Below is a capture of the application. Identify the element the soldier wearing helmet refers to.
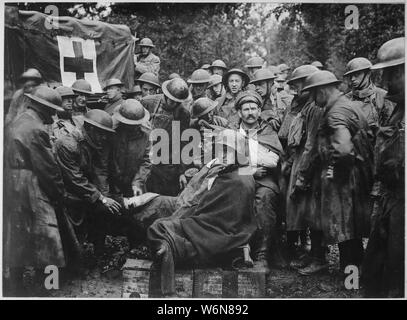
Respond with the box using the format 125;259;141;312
71;79;93;119
363;37;405;298
5;68;43;127
4;86;66;294
134;37;161;78
302;70;374;277
111;99;152;199
208;59;228;76
207;74;226;102
234;90;284;271
216;68;250;129
103;78;125;116
51;86;82;142
136;72;161;98
280;65;326;273
141;78;192;196
187;69;211;101
55;109;135;257
344;57;394;133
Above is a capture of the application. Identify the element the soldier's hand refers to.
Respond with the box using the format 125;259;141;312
179;174;188;190
253;167;267;178
132;186;143;197
104;197;122;215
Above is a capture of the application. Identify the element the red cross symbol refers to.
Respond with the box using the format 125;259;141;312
63;41;94;79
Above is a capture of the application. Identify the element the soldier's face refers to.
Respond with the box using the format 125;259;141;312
107;86;122;100
314;87;329;107
89;126;111;148
254;80;269;97
212;67;224;76
280;70;289;81
192;83;208;97
61;96;74;112
239;102;260;125
289;79;304;95
382;65;405;97
350;70;367;88
75;94;87;107
141;83;157;97
164;95;179;111
228;74;243;94
141;46;150;56
211;83;223;96
23;80;38;93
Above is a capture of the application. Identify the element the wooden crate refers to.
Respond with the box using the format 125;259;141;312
122;259;193;298
122;259;266;298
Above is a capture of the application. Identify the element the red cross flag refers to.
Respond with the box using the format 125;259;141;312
5;6;135;93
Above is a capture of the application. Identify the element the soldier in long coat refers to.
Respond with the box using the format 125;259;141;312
134;38;160;78
4;86;66;296
302;71;374;275
363;37;405;298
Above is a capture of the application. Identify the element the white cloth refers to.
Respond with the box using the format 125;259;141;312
239;125;279;168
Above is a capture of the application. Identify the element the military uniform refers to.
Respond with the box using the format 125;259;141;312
216;92;241;129
110;126;152;197
134;52;160;77
141;94;190;196
4;108;66;268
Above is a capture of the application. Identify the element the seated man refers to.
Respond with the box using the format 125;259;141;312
147;129;257;297
55;110;132;257
235;91;284;271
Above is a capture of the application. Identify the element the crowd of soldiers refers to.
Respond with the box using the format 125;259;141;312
3;36;405;298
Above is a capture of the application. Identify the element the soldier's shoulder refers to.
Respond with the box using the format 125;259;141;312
150;53;160;62
55;132;80;153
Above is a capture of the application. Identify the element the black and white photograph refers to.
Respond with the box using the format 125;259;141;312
1;1;405;301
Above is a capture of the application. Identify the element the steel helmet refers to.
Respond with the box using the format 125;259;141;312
287;65;319;84
222;68;250;89
278;63;290;73
84;109;115;133
71;79;92;95
191;97;218;119
235;90;263;110
55;86;76;98
311;61;323;69
371;37;405;70
244;56;264;69
137;72;160;88
114;99;150;125
250;68;276;84
161;78;191;103
139;37;155;48
344;57;372;76
25;85;64;112
207;74;223;89
187;69;211;84
210;59;227;70
20;68;42;81
168;73;181;80
302;70;341;92
201;63;211;70
103;78;124;91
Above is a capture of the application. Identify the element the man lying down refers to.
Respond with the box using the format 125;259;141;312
141;129;257;297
